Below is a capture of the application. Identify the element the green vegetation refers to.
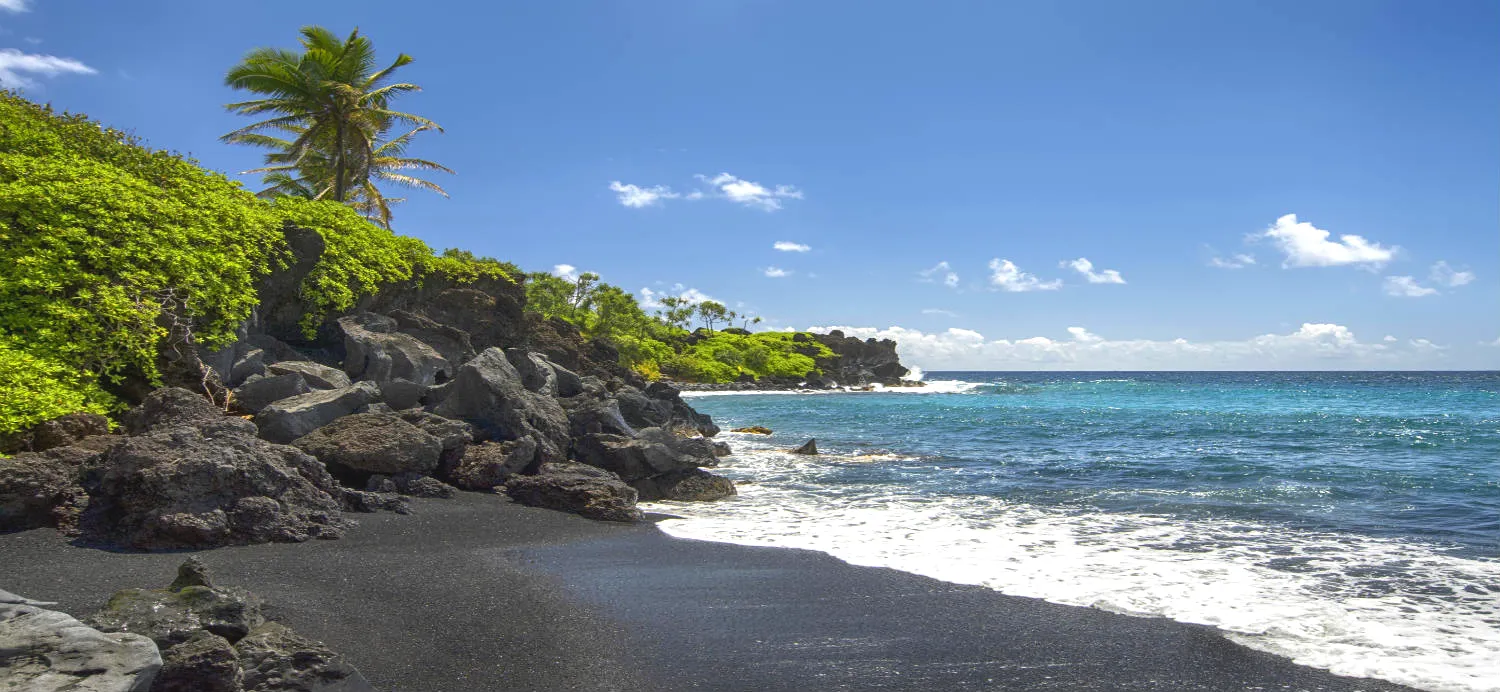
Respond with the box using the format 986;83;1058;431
223;26;450;229
524;271;830;383
0;91;505;437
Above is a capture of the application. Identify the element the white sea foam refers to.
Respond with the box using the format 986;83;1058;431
679;379;984;397
646;440;1500;692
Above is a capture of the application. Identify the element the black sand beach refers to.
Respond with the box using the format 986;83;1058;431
1;493;1414;691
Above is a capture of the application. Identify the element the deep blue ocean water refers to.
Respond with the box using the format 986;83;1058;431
649;372;1500;692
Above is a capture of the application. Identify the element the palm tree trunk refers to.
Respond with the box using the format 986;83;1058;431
333;120;347;203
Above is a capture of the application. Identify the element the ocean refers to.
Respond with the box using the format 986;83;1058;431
647;372;1500;692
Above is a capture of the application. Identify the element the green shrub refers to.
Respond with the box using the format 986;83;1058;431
0;338;111;438
0;91;521;433
0;92;285;408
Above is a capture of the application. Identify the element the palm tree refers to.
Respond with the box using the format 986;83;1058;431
234;124;452;228
221;26;448;216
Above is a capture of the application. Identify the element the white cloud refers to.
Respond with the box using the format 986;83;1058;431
1430;261;1475;287
0;0;29;12
1210;253;1256;269
1062;257;1126;284
696;172;802;211
918;261;960;288
639;285;717;309
773;241;810;252
0;48;96;88
608;181;679;208
1484;337;1500;347
805;323;1449;371
1383;276;1438;298
988;259;1061;292
921;308;958;317
1383;335;1398;342
1260;214;1395;268
551;264;595;282
763;267;791;278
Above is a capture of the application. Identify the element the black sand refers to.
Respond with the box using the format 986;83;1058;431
0;493;1414;691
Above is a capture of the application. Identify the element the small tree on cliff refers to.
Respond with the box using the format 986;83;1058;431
222;26;449;227
696;301;731;332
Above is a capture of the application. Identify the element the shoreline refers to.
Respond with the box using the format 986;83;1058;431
0;493;1416;691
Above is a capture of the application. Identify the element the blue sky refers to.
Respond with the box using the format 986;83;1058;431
4;0;1497;369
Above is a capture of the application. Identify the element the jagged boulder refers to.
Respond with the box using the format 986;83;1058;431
0;411;111;455
236;622;376;692
338;312;451;387
563;396;636;439
448;439;536;490
254;382;379;444
123;387;230;435
266;360;352;390
633;468;737;502
154;630;241;692
79;415;348;549
433;348;569;468
89;584;263;647
506;348;560;396
790;439;818;455
390;309;476;366
340;489;411;515
615;383;719;437
367;471;457;499
231;372;311;414
0;600;161;692
505;462;642;522
291;412;442;477
0;447;94;533
571;427;717;483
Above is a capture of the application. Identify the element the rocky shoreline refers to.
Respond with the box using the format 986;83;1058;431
0;221;933;690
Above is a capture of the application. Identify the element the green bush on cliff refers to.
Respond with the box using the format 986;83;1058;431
663;332;832;383
0;93;285;409
0;91;514;435
0;338;111;437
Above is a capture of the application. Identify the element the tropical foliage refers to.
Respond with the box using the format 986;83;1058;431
222;26;449;228
524;271;830;383
0;92;502;436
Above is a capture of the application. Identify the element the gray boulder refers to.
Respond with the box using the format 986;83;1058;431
79;420;348;549
236;622;376;692
266;361;352;390
123;387;229;435
449;439;537;490
506;348;559;396
0;446;94;533
380;377;429;410
632;468;737;502
153;630;241;692
0;411;110;454
615;383;719;437
790;439;818;455
390;309;476;366
291;412;442;476
254;382;379;444
338;312;451;386
505;462;642;522
564;396;636;439
433;348;569;468
571;427;717;483
0;601;161;692
89;584;263;647
232;372;311;414
228;349;267;387
340;489;411;515
367;471;457;499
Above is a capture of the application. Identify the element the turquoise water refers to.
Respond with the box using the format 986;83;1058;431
650;372;1500;692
